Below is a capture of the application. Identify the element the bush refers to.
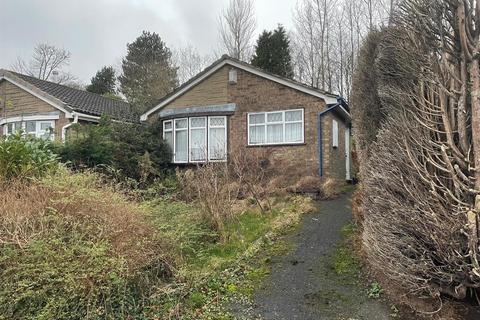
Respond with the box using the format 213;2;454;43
56;118;172;184
0;170;174;319
0;132;58;181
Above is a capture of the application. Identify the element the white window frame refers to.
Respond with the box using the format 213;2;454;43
3;120;55;140
208;116;227;162
332;119;339;148
189;117;208;163
163;116;227;163
247;108;304;146
173;118;189;164
163;120;174;161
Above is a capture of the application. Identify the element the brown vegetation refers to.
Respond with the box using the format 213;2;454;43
0;170;173;272
352;0;480;312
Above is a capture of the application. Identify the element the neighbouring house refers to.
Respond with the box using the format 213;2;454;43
0;69;136;141
141;55;352;180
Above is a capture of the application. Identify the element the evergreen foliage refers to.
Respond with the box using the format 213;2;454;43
86;66;117;95
251;25;293;78
119;31;178;113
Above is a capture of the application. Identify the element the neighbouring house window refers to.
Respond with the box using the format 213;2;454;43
3;120;54;140
5;121;22;135
332;119;339;148
248;109;304;145
163;116;227;163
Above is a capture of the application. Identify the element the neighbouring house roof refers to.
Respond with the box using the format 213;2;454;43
141;55;344;121
0;69;137;122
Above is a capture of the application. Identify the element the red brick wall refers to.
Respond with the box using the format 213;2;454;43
227;67;326;177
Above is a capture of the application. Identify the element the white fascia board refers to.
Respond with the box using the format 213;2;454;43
75;112;101;122
0;114;60;125
0;76;73;118
339;106;351;119
140;59;339;121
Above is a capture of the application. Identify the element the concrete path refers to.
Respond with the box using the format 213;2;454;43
252;193;393;320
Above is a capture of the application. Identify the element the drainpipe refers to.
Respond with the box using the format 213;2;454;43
61;113;78;142
317;99;343;177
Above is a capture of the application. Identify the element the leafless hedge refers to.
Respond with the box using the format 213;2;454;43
356;0;480;307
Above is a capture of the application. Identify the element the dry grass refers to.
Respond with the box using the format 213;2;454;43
0;169;174;272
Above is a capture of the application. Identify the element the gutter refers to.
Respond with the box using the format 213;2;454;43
317;98;348;177
61;113;78;141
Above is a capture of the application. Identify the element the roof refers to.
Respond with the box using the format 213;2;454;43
0;69;137;122
141;55;343;121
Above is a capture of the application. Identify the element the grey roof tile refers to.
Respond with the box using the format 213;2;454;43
9;71;138;122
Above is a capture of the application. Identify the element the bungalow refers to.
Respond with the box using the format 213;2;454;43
0;69;136;141
141;55;351;180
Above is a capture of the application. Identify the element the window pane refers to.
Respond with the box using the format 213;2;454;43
164;131;173;150
209;127;226;160
175;130;188;162
210;117;225;127
285;110;302;122
267;124;283;143
249;125;265;144
164;121;172;130
285;122;302;142
249;113;265;124
190;117;206;128
7;123;13;134
267;112;282;122
332;120;339;147
39;122;52;140
175;119;188;129
190;128;206;161
26;121;36;133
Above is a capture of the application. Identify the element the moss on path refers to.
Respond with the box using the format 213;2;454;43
249;193;397;320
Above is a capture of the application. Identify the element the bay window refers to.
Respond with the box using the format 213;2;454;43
248;109;304;145
163;115;227;163
3;120;54;140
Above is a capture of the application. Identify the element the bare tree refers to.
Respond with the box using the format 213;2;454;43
173;45;214;84
12;43;76;84
218;0;256;61
291;0;395;99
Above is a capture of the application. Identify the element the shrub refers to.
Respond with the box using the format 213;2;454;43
56;118;172;184
0;132;58;181
177;164;237;239
0;170;174;319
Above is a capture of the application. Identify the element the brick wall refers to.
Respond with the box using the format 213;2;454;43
152;64;350;180
164;67;229;110
0;80;71;140
227;67;326;177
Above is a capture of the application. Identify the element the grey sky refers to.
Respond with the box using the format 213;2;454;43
0;0;297;84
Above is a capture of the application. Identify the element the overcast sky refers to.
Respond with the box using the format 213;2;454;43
0;0;297;84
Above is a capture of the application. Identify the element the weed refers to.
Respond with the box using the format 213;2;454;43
367;282;383;299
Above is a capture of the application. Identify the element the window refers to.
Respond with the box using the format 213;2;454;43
5;122;22;135
174;118;188;163
208;116;227;161
248;109;304;145
189;117;207;162
3;120;54;140
163;116;227;163
332;119;339;148
163;120;173;160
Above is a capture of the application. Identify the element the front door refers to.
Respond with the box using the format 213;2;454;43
345;128;351;180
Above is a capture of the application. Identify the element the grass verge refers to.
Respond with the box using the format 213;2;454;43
143;195;315;319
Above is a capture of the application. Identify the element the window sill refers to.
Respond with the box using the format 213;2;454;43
246;142;306;148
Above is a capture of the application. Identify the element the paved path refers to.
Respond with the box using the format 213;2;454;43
252;193;393;320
